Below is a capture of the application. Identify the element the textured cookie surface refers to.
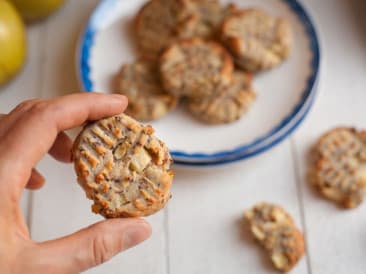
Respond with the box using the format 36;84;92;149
245;203;305;272
160;38;233;98
73;114;173;218
220;9;292;72
182;0;227;38
118;59;177;121
186;71;256;124
135;0;234;56
135;0;191;57
309;128;366;208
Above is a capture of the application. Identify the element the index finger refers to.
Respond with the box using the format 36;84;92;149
0;93;127;180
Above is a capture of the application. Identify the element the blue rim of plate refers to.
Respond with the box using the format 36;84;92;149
78;0;320;165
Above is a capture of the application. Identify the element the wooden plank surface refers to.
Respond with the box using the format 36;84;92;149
169;143;308;274
1;0;366;273
292;1;366;273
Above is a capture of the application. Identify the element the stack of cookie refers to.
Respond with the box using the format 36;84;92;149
116;0;292;124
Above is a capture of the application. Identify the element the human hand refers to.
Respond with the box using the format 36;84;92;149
0;94;151;274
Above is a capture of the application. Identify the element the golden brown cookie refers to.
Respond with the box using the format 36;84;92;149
182;0;225;38
72;114;174;218
160;38;233;98
220;9;292;72
309;127;366;208
117;59;178;121
135;0;187;56
186;71;256;124
245;203;305;272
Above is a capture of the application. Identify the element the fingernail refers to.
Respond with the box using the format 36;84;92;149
123;221;151;249
111;94;127;101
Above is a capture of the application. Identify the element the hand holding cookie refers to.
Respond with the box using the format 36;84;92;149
0;94;151;273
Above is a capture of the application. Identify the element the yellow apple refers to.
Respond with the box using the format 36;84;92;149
0;0;26;86
11;0;65;22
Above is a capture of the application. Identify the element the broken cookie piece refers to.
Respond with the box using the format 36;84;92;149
245;203;305;272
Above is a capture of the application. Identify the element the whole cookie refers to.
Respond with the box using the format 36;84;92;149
73;114;174;218
118;59;178;121
309;127;366;208
186;71;256;124
182;0;227;38
220;9;292;72
160;38;233;98
245;203;305;273
135;0;195;57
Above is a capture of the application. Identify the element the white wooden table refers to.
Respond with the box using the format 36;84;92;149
1;0;366;273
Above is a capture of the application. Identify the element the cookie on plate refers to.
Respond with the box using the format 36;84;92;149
181;0;229;38
117;59;178;121
245;203;305;272
220;9;292;72
160;38;233;98
186;71;256;124
309;127;366;208
135;0;192;57
72;114;174;218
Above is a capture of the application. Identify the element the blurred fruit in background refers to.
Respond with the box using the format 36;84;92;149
0;0;26;86
11;0;65;22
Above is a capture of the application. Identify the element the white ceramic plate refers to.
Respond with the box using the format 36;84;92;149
77;0;320;165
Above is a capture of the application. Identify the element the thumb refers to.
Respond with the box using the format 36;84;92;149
37;218;151;273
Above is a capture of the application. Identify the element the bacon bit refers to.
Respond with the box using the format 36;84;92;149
92;127;114;147
78;161;88;170
140;190;156;203
133;199;147;210
100;200;109;208
114;128;122;139
91;204;100;214
95;173;105;183
95;145;106;155
144;125;154;135
106;161;114;170
124;175;132;181
102;184;109;193
81;150;98;168
130;123;140;133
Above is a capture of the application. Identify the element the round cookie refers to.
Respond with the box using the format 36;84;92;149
160;38;233;98
309;127;366;208
186;71;256;124
182;0;224;38
245;203;305;272
135;0;192;57
73;114;174;218
220;9;292;72
118;59;177;122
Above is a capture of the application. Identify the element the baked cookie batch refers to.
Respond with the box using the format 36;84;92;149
117;0;293;124
71;1;365;272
